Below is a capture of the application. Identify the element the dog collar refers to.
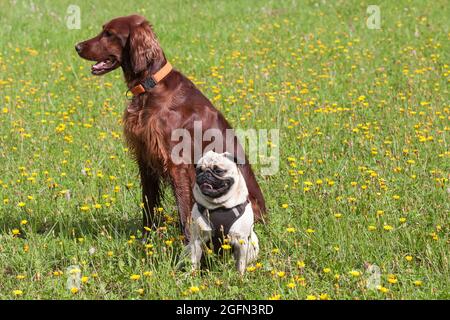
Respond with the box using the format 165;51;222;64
129;61;172;96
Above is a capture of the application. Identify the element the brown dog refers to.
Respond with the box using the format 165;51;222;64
75;15;266;240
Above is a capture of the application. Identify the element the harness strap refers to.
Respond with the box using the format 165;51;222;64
198;199;249;239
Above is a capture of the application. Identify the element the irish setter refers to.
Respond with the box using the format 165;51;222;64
75;15;266;240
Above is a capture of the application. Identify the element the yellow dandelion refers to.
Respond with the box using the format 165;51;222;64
378;286;389;293
287;282;296;289
319;293;330;300
69;268;81;274
221;244;232;250
130;274;141;281
387;276;398;284
70;287;79;294
189;286;200;293
246;266;256;272
349;270;361;277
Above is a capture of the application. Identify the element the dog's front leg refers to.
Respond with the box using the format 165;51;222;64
177;225;203;271
188;239;203;270
138;161;161;240
246;231;260;264
182;205;213;271
233;239;249;275
232;235;253;275
183;219;211;271
232;232;260;274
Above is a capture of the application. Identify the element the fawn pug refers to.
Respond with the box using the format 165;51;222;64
186;151;259;274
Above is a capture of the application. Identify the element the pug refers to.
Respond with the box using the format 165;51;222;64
185;151;259;274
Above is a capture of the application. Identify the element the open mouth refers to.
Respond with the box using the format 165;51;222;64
91;58;119;75
200;182;215;192
199;180;232;197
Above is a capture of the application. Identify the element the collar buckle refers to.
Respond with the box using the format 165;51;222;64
142;77;156;89
128;61;173;97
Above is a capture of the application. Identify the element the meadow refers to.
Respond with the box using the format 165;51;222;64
0;0;448;299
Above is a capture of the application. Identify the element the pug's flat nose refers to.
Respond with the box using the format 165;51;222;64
75;43;83;53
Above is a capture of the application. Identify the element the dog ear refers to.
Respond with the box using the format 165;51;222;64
222;152;235;163
129;21;159;74
223;151;246;165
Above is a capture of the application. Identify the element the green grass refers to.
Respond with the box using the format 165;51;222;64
0;0;448;299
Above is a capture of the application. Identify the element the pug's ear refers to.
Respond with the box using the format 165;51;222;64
222;152;235;163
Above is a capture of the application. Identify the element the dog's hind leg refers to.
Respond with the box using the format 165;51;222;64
168;164;195;243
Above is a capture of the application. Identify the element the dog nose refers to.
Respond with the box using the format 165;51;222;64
75;43;83;53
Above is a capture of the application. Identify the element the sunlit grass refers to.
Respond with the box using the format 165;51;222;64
0;0;448;299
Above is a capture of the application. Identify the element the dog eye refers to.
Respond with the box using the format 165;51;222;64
213;166;224;173
104;30;113;37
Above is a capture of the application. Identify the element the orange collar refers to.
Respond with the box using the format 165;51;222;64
129;61;173;96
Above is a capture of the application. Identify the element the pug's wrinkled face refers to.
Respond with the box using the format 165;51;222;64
195;151;237;198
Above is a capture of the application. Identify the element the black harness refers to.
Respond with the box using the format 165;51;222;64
197;199;249;249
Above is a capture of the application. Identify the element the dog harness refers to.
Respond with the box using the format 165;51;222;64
197;199;250;241
129;61;173;96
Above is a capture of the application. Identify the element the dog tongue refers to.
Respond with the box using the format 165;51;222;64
92;61;107;70
201;183;213;190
